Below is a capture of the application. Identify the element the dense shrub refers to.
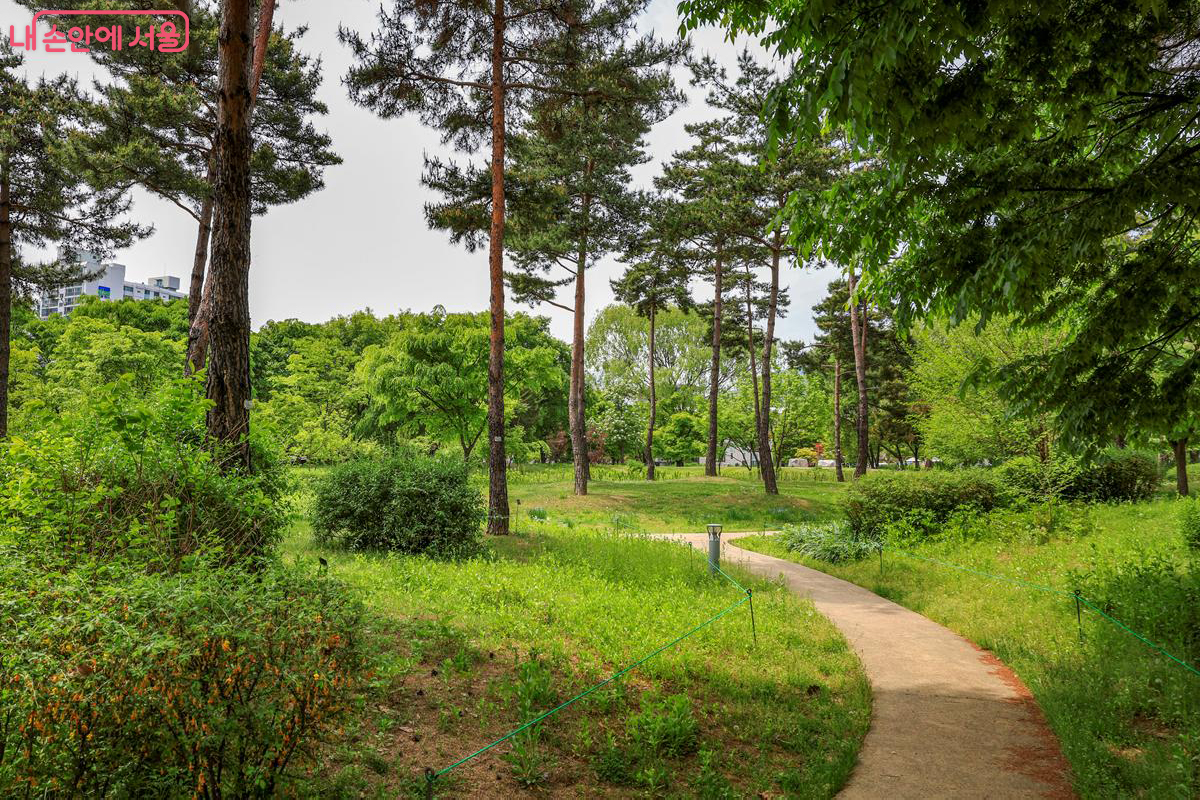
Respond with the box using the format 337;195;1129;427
996;456;1083;500
842;469;1004;538
0;376;289;568
1065;450;1160;502
998;451;1159;503
1181;498;1200;552
312;452;484;556
0;553;367;796
779;522;878;563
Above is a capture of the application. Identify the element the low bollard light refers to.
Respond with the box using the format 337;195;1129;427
706;523;722;576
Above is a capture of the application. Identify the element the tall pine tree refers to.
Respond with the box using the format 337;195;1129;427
342;0;656;532
0;46;147;438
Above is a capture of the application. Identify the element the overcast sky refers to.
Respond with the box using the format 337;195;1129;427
2;0;835;342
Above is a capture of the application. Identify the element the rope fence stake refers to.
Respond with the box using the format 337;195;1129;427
1073;589;1085;643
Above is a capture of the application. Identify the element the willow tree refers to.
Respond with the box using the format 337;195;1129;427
0;47;146;439
343;0;656;531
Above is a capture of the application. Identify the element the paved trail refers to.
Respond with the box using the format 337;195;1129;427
665;532;1074;799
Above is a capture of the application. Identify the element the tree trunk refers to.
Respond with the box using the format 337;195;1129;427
705;246;723;476
833;357;845;482
203;0;255;470
186;4;273;376
758;237;781;494
485;0;510;535
848;272;869;478
645;304;656;481
743;264;764;471
1173;437;1190;497
569;180;593;496
184;183;214;374
0;168;11;439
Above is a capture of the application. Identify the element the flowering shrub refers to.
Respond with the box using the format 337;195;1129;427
0;554;366;796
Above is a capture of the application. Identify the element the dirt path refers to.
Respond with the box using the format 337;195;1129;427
665;533;1074;799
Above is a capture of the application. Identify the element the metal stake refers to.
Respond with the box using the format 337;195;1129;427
748;589;757;648
1073;590;1085;642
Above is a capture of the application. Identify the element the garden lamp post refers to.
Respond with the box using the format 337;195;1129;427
706;523;722;575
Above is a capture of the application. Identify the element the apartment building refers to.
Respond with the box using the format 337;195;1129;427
37;252;187;319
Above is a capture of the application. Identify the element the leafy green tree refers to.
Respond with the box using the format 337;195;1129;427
681;0;1200;494
592;395;645;463
70;295;189;342
357;312;565;461
655;411;706;466
910;320;1067;467
0;47;146;438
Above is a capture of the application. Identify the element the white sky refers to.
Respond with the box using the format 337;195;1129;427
2;0;834;342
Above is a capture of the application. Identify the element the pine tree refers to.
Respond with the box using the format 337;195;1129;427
688;52;840;492
25;1;341;372
612;200;692;480
656;115;757;477
202;0;255;466
424;12;682;496
342;0;651;533
0;47;147;439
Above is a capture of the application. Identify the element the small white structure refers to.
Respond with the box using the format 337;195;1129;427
36;250;186;318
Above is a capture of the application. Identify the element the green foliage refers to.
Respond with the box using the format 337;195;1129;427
654;411;706;465
357;311;566;461
1067;451;1161;504
311;453;484;556
998;451;1159;504
908;321;1063;466
780;521;877;563
626;694;698;757
843;470;1004;539
0;375;288;567
1180;498;1200;552
0;554;366;796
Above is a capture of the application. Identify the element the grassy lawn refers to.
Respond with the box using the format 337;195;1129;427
738;499;1200;798
283;474;870;797
505;464;846;533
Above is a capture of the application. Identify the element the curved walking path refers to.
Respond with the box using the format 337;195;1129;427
665;532;1074;799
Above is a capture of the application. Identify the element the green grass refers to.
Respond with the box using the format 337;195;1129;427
505;464;846;533
286;511;870;797
738;498;1200;798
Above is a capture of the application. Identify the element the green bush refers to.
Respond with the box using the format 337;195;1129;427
1181;498;1200;552
0;375;289;568
311;452;484;556
996;455;1083;500
1065;449;1160;502
842;469;1004;538
779;522;878;563
0;553;367;796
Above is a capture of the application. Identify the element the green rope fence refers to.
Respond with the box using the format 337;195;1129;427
878;543;1200;679
424;556;754;796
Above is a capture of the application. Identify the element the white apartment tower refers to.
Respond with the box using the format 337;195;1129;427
36;251;187;319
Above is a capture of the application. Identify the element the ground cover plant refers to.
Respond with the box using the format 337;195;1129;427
738;499;1200;797
286;489;871;797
